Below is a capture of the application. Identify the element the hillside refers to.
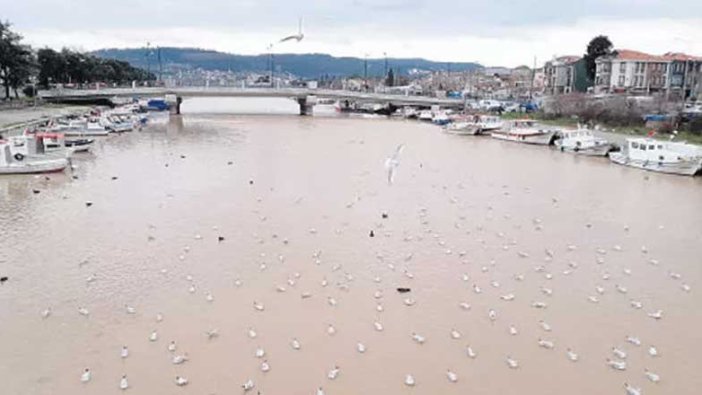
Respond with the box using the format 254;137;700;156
92;47;482;79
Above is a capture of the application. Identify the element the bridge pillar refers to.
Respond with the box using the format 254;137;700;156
297;96;316;116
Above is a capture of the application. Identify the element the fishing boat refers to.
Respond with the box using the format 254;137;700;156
49;119;109;136
491;119;559;145
609;137;702;176
418;110;433;122
0;139;69;174
444;115;503;135
555;129;614;156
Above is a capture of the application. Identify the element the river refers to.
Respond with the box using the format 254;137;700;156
1;98;701;395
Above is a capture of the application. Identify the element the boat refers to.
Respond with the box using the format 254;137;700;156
64;138;94;152
444;115;502;135
0;139;69;175
432;111;452;126
555;129;614;156
491;119;559;145
49;118;109;136
609;137;702;176
418;110;433;122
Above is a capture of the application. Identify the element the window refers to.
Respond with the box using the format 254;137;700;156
620;63;626;73
618;76;625;86
632;142;639;149
649;145;655;150
640;145;646;151
657;145;663;149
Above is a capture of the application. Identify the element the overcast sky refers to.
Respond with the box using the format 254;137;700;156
3;0;701;67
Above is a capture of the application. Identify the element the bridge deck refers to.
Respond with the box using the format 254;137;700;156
39;87;465;107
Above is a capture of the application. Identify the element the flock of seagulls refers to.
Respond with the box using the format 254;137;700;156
23;134;693;395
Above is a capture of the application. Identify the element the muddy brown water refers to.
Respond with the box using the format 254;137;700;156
1;99;701;395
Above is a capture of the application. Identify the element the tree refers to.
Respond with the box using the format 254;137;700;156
0;21;36;99
386;68;395;87
584;35;614;81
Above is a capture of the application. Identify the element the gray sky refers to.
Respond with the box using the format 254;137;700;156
3;0;701;66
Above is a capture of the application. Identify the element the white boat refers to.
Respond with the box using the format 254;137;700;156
0;140;69;175
491;119;559;145
555;129;614;156
418;110;433;121
50;119;109;136
609;137;702;176
445;115;502;135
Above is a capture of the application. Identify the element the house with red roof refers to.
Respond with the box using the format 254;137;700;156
595;49;701;98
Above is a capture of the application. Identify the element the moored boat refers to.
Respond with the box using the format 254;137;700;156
555;129;614;156
609;137;702;176
444;115;502;135
491;119;559;145
0;140;68;174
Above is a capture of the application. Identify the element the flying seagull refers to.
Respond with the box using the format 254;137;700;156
280;18;304;43
385;144;405;185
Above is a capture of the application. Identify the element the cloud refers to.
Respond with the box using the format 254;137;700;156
4;0;701;67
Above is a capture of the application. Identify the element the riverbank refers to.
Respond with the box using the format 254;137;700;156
0;104;92;135
500;111;702;144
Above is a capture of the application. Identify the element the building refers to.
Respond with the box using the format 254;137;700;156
663;52;702;99
544;56;580;94
595;49;702;97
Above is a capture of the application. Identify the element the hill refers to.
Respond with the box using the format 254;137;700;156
92;47;482;79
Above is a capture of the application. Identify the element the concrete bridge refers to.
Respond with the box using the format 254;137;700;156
38;87;465;115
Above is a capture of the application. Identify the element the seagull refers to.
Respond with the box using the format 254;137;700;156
167;341;176;352
327;366;340;380
648;345;659;357
648;310;663;320
247;328;256;338
466;346;477;359
616;284;628;294
450;329;461;339
279;17;305;43
175;376;188;386
41;307;52;319
506;356;519;369
538;338;555;349
532;301;547;309
446;370;458;383
412;333;426;344
121;346;129;358
261;360;270;372
566;348;578;361
317;387;325;395
374;322;384;331
125;305;136;314
253;301;264;311
612;347;627;359
539;320;552;332
488;309;497;322
473;284;482;294
172;353;189;364
78;307;90;317
81;368;91;383
149;330;158;342
255;347;265;358
404;374;415;386
155;313;163;322
328;297;337;307
509;325;518;335
384;144;405;185
119;375;129;390
357;342;366;353
630;300;643;309
403;298;416;306
626;336;642;346
624;383;642;395
242;379;255;392
376;304;384;312
291;338;301;350
459;302;471;310
206;328;219;339
540;287;553;296
606;358;626;370
588;295;600;303
328;324;337;335
205;292;214;302
500;293;515;301
644;369;660;383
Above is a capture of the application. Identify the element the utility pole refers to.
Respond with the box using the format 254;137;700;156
364;54;368;91
157;47;162;83
384;52;388;80
530;56;536;100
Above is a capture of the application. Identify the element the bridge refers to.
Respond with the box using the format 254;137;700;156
38;87;465;115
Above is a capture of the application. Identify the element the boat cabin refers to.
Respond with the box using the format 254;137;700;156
627;138;700;163
561;130;594;139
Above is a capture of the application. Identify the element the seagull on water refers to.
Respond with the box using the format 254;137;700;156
374;322;384;331
121;346;129;359
255;347;265;358
149;330;158;342
125;305;136;314
412;332;426;344
500;293;515;301
624;383;642;395
447;370;458;382
626;336;641;346
357;342;366;353
538;338;555;349
327;366;340;380
606;358;627;370
206;328;219;339
261;360;270;372
648;345;659;357
612;347;627;359
466;346;477;359
291;338;301;350
167;341;176;352
539;320;552;332
175;376;188;386
247;328;256;338
41;307;51;319
644;369;660;383
119;375;129;390
384;144;405;185
404;374;415;386
172;353;189;364
327;324;337;335
566;348;578;361
509;325;518;336
81;368;91;383
242;379;255;392
648;310;663;320
78;307;90;317
506;356;519;369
